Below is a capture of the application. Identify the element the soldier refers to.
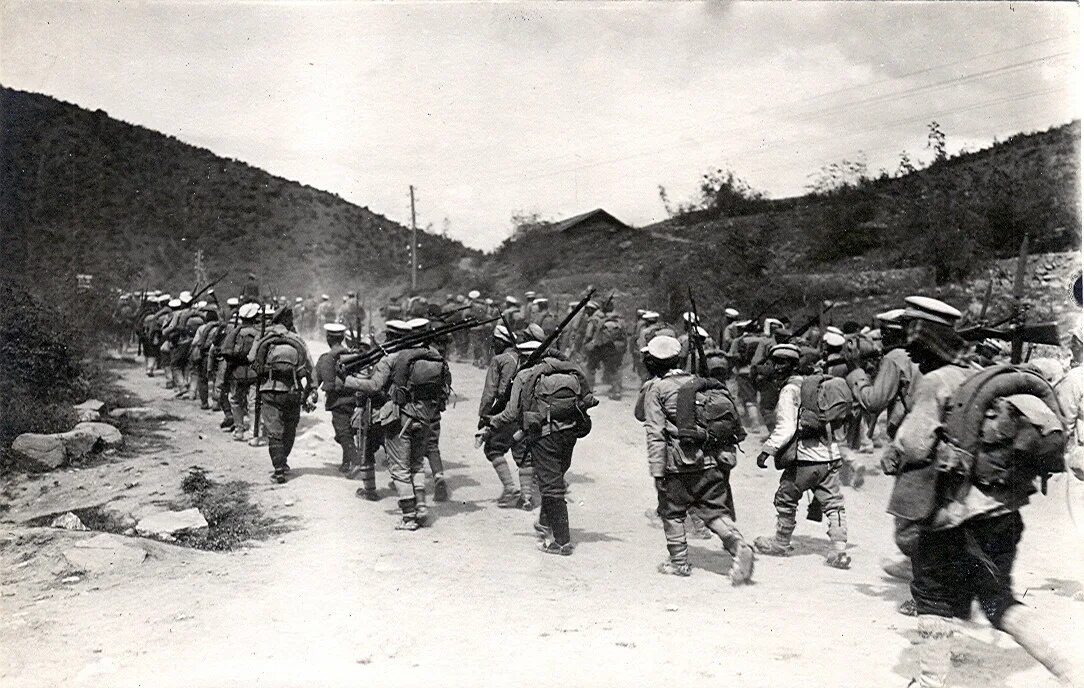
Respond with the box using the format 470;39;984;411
314;323;359;474
489;338;596;555
846;309;920;440
752;343;852;569
415;317;453;503
501;296;523;332
223;302;262;441
726;321;766;428
140;295;169;377
477;324;527;507
248;306;316;483
633;311;666;381
719;307;742;350
1055;325;1084;481
886;297;1081;687
339;292;364;328
315;294;336;327
209;297;240;430
189;305;221;410
636;335;754;583
521;290;537;325
584;303;627;400
344;319;449;530
532;298;557;336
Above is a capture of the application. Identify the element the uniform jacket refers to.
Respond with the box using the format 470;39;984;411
762;374;840;463
637;369;730;477
479;349;520;416
1055;365;1084;446
227;323;260;381
846;347;920;434
314;342;356;411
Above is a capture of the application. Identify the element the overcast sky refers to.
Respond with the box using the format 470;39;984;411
1;1;1078;250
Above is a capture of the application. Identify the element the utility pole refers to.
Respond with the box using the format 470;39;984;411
409;185;418;295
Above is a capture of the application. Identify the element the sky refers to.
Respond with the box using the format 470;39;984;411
1;1;1078;250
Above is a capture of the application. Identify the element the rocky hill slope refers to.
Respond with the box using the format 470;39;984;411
0;86;478;299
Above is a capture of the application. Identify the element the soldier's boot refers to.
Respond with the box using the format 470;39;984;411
395;498;420;531
518;467;538;511
354;466;380;501
824;509;850;569
912;615;956;688
686;512;713;539
534;500;553;544
433;476;449;503
490;458;521;508
412;478;429;526
1001;607;1084;686
232;427;248;442
705;517;754;586
658;517;691;577
754;514;795;556
538;496;573;556
248;435;267;447
882;557;913;581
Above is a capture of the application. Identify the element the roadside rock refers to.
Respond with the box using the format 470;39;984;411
50;512;89;531
76;409;101;422
135;508;208;540
62;533;147;573
69;422;123;449
74;399;106;413
10;434;67;472
108;406;172;421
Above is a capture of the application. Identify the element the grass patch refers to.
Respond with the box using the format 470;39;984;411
174;466;292;551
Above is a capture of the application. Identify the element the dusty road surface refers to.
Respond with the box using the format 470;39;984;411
2;348;1083;688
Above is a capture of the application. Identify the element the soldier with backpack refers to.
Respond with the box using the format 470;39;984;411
248;306;316;484
314;323;360;475
489;338;597;555
141;295;170;377
753;343;853;569
345;319;450;530
885;296;1080;687
209;297;240;429
189;306;221;410
636;335;755;583
726;322;767;430
584;304;628;401
477;323;529;509
223;303;262;441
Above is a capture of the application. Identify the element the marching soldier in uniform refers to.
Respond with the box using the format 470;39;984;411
314;323;359;474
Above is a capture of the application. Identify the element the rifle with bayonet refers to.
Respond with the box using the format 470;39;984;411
790;301;836;340
687;287;708;375
190;272;228;304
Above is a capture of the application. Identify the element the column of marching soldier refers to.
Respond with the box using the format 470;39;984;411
118;278;1084;686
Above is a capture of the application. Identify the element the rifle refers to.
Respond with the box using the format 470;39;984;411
791;301;836;339
432;303;472;322
601;289;616;313
524;289;596;367
687;287;707;375
338;315;499;374
957;234;1059;357
190;271;228;304
252;302;267;439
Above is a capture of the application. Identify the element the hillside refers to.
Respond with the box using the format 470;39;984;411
487;120;1081;329
0;86;478;299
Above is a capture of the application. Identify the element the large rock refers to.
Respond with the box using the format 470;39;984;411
135;508;208;540
75;408;101;422
10;434;66;472
50;512;89;531
62;533;146;573
73;399;105;413
68;422;123;449
108;406;172;421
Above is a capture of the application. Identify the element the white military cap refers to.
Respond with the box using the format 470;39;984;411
515;339;542;353
406;317;430;330
468;290;481;299
825;325;844;336
876;308;906;324
179;290;192;300
485;298;494;305
763;317;782;335
769;343;801;361
179;293;193;305
295;297;303;303
226;297;240;306
646;335;682;359
324;323;348;334
524;291;537;299
695;326;709;339
321;294;330;300
493;324;513;343
533;297;548;305
168;298;182;308
641;310;660;321
903;296;962;327
823;331;846;348
238;303;261;319
724;308;740;318
681;311;699;324
505;296;520;305
523;323;546;342
385;319;410;334
196;300;207;308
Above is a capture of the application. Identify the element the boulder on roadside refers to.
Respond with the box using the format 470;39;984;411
135;508;208;540
108;407;172;421
75;409;101;422
62;533;147;573
73;399;105;413
10;434;67;472
50;512;89;531
69;422;123;449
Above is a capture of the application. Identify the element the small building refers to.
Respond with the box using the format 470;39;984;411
551;208;629;236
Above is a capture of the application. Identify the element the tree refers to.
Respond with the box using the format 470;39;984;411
697;168;766;218
927;121;947;164
805;154;869;196
897;150;917;176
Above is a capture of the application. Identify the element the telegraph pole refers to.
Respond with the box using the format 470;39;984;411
409;185;418;294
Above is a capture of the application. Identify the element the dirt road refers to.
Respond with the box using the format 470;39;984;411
2;350;1082;688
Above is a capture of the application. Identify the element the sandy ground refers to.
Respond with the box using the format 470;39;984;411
2;345;1082;688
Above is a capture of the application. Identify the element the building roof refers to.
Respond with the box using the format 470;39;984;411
551;208;629;234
